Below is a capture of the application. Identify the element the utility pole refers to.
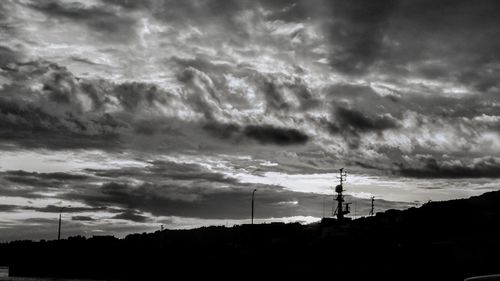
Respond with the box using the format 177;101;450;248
322;195;326;218
354;198;357;219
160;225;164;249
251;189;257;224
57;207;64;241
370;196;375;216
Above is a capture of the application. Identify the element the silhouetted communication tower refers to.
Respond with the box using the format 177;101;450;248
333;168;350;220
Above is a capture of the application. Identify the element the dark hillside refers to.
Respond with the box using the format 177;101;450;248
1;191;500;280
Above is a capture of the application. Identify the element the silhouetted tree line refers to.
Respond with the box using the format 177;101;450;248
1;191;500;280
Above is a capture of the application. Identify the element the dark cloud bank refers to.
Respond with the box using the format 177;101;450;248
395;157;500;179
0;160;409;223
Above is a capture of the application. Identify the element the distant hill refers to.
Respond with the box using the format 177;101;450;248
1;190;500;280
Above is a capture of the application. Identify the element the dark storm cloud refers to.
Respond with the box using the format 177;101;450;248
101;0;151;10
203;122;309;146
0;97;59;133
374;0;500;93
23;205;108;213
0;204;19;212
334;106;399;132
0;133;120;150
23;217;56;224
0;158;359;223
259;0;500;86
86;160;238;184
321;74;498;127
29;159;334;220
111;211;150;223
0;61;126;149
69;56;107;66
387;0;500;71
0;45;21;67
403;94;500;120
0;1;19;39
148;160;238;183
6;159;347;222
259;0;320;21
27;0;138;42
202;122;241;140
0;183;44;199
0;60;187;149
2;56;304;151
257;0;399;74
5;170;89;181
1;170;89;191
395;157;500;179
0;155;306;225
62;181;295;219
71;216;95;221
4;176;55;187
243;125;309;145
0;170;92;199
326;105;398;148
326;0;398;74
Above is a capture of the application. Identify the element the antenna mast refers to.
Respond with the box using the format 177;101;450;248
333;168;350;220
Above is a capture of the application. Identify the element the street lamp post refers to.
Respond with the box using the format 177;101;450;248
57;205;70;240
58;207;64;241
251;189;257;225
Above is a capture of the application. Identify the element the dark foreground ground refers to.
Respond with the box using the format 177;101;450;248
1;190;500;281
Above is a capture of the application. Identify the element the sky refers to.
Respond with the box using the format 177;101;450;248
1;0;500;241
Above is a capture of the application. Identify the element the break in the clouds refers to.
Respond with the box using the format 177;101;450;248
0;0;499;240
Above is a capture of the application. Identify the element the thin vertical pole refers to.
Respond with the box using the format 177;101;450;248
322;196;325;218
57;207;63;240
354;198;357;219
370;196;375;216
251;189;257;224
